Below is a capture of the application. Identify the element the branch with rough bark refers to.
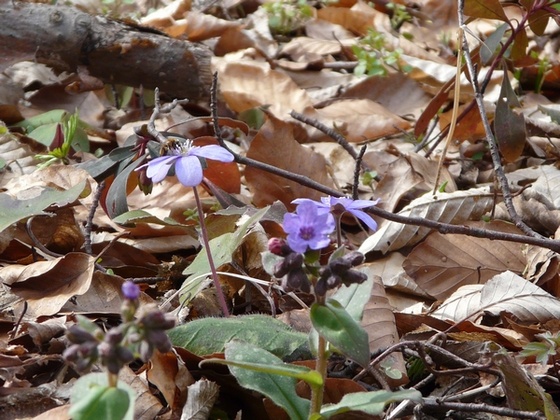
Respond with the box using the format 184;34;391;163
0;1;212;100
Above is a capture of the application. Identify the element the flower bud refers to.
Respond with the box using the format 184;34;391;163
268;238;291;256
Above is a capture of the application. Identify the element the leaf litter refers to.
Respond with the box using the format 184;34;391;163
2;0;560;418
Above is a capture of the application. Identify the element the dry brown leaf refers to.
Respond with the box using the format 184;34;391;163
372;152;456;213
169;11;240;41
0;252;95;318
147;350;194;410
213;58;314;117
316;4;376;36
404;220;527;301
182;378;220;420
61;271;154;314
340;72;432;119
309;98;411;142
360;272;408;385
119;365;164;419
245;113;335;207
361;253;431;298
360;187;495;254
432;271;560;323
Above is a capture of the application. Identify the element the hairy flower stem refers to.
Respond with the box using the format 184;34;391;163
108;372;118;388
311;294;328;416
311;334;328;415
193;187;230;317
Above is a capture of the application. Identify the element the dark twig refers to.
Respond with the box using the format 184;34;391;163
147;87;189;144
26;216;62;258
83;180;105;255
289;110;369;171
458;0;543;239
418;399;546;420
352;145;367;200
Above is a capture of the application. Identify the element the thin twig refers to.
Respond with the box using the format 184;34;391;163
419;399;546;420
83;180;105;255
147;87;189;144
457;0;543;239
352;145;367;200
289;110;369;171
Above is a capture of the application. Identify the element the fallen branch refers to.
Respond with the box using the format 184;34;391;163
0;2;212;100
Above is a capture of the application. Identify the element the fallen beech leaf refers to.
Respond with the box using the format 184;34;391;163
182;378;220;420
245;113;335;207
359;187;495;254
432;271;560;323
403;221;526;301
360;273;408;385
213;58;314;118
1;252;95;317
310;98;411;142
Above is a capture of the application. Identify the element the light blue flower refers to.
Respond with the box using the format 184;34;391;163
138;139;234;187
283;201;335;253
292;196;379;231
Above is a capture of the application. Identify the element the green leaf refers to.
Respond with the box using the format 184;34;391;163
112;209;192;228
203;354;322;387
310;300;370;367
69;373;135;420
78;145;136;180
179;206;269;304
14;109;67;132
0;180;88;233
330;276;373;322
481;23;509;64
105;156;144;219
464;0;508;21
494;69;526;163
320;389;422;418
222;340;310;420
168;314;310;361
538;104;560;124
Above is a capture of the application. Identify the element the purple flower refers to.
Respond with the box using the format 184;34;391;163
292;196;379;232
283;201;335;253
137;139;234;187
122;281;140;300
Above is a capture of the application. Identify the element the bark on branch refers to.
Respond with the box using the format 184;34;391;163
0;1;212;100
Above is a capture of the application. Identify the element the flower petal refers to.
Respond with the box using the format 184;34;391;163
190;145;234;162
146;156;178;183
292;198;330;213
346;198;380;210
175;156;203;186
347;209;378;231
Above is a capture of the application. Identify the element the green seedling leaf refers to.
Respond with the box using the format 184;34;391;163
105;156;144;219
494;69;526;163
310;300;370;367
538;104;560;124
320;389;422;418
0;180;88;233
112;209;192;228
70;373;135;420
519;341;557;365
222;340;310;420
169;314;310;361
14;109;67;132
179;206;269;304
494;352;560;418
464;0;508;21
481;23;509;64
78;145;136;180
